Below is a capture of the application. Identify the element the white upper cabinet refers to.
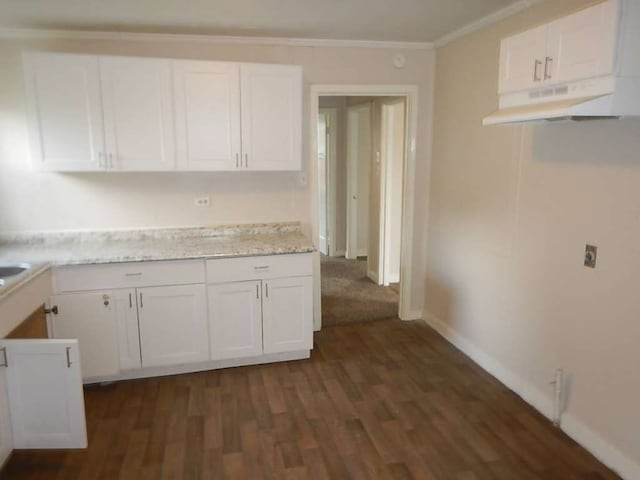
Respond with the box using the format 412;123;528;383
24;53;303;172
24;53;105;171
100;56;176;171
498;0;620;94
499;25;547;94
173;60;241;171
546;0;619;85
240;64;303;171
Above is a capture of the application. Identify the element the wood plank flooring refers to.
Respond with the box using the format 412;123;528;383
3;319;621;479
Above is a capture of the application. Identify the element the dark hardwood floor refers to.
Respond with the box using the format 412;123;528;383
3;319;621;479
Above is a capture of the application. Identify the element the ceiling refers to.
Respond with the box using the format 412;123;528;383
0;0;531;43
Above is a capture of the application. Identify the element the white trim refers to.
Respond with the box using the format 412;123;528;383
322;108;339;258
423;312;639;480
435;0;543;47
309;84;419;321
0;27;434;50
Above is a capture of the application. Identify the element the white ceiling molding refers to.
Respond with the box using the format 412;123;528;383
434;0;543;47
0;27;434;50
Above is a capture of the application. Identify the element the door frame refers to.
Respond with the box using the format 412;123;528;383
310;84;419;322
379;98;406;286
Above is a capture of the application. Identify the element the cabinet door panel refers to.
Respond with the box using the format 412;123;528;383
100;57;175;171
0;366;12;467
113;289;141;370
23;53;104;171
50;292;120;380
208;281;263;360
262;276;312;354
240;64;302;170
1;339;87;449
138;284;209;367
498;25;547;94
547;0;619;85
174;60;241;170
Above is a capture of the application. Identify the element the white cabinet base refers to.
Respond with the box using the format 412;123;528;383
80;349;310;384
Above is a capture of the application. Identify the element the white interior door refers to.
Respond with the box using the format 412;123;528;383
346;103;371;260
0;339;87;449
0;364;13;465
380;100;406;286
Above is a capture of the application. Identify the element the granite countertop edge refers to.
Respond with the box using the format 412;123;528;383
0;222;315;300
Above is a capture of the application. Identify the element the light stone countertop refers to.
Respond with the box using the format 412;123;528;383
0;222;314;301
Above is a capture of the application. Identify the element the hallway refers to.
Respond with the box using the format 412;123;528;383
320;256;399;327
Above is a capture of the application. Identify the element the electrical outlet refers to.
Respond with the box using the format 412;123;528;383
194;196;211;207
584;244;597;268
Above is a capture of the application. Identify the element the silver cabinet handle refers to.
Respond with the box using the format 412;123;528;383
265;283;269;298
544;56;553;80
236;153;239;168
254;265;270;270
256;284;259;299
125;272;142;277
108;152;114;169
533;59;542;82
66;347;72;368
0;347;7;368
98;152;105;169
139;292;143;308
129;292;133;308
244;153;248;168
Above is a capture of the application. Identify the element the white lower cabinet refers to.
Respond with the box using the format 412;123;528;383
206;254;314;360
262;276;313;354
0;339;87;454
137;284;209;367
50;292;121;379
0;365;13;466
208;280;263;360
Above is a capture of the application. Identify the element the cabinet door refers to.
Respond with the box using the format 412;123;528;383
50;292;120;380
0;339;87;449
173;60;241;171
498;25;547;94
208;281;263;360
0;364;12;467
262;276;313;354
113;289;142;370
23;53;105;171
547;0;619;85
240;64;302;170
100;56;176;171
137;284;209;367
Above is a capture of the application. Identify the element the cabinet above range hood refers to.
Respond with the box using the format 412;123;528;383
483;0;640;126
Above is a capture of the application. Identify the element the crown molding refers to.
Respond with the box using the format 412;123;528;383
435;0;543;47
0;27;434;50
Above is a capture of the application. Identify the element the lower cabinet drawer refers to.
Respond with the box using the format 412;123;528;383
53;260;206;292
206;253;312;283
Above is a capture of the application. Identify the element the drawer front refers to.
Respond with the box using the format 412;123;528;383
53;260;206;292
206;253;312;283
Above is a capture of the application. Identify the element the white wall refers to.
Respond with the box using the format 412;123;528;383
426;0;640;477
0;34;434;316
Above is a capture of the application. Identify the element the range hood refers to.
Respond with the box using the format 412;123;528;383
482;76;640;126
483;93;614;126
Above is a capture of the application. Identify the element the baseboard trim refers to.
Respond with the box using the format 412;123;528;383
401;308;423;321
422;312;638;480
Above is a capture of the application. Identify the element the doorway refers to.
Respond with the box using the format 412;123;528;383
313;88;415;327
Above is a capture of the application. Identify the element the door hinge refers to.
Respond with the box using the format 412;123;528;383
44;305;59;315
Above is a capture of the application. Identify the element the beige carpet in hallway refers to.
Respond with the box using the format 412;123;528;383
320;255;399;326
